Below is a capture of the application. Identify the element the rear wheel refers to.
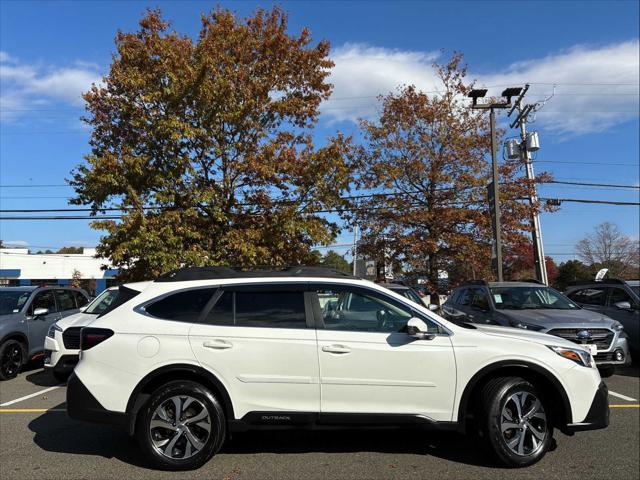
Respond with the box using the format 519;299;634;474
135;380;226;470
0;340;24;380
479;377;553;467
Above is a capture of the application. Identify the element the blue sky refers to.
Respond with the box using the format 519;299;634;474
1;0;638;263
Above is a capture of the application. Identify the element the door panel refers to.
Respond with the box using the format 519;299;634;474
189;287;320;419
27;290;60;356
313;285;456;421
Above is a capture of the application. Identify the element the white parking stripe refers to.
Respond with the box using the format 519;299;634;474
609;390;638;402
0;385;62;407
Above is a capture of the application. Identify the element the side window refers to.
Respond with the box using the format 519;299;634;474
73;291;89;308
204;291;234;326
56;290;76;311
235;291;306;328
458;288;473;306
610;288;633;305
203;290;307;329
470;288;490;310
568;287;607;306
317;287;414;333
145;288;216;322
30;290;57;314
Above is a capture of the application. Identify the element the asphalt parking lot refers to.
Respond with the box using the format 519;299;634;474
0;365;638;480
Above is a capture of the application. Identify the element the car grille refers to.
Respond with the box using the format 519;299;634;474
62;327;82;350
547;328;614;350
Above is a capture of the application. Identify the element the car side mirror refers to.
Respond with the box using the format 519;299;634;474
614;301;632;310
406;317;435;340
79;306;87;313
33;307;49;317
428;304;439;312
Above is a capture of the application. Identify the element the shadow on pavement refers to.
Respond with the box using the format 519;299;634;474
614;363;639;378
28;408;501;469
224;429;501;468
25;369;60;387
28;404;150;469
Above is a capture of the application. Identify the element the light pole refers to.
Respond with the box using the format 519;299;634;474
468;87;523;282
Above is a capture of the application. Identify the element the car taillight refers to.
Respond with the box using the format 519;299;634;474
80;328;114;350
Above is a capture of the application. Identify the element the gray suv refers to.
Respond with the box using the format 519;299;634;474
0;286;90;380
442;280;631;375
565;279;639;354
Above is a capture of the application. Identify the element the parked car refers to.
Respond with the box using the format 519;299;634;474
565;279;639;354
378;282;427;306
67;266;608;470
442;280;630;376
44;286;120;382
0;286;90;380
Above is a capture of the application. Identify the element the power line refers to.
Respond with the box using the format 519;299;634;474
543;180;640;189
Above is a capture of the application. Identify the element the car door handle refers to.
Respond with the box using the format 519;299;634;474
322;344;351;354
203;340;233;350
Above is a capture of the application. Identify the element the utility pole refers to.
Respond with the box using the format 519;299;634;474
489;108;503;282
509;84;548;284
469;87;523;282
352;225;358;276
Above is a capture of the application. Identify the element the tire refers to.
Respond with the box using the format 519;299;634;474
598;367;615;378
135;380;226;470
52;370;71;384
0;339;25;380
478;377;553;467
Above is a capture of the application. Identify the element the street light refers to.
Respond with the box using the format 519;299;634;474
468;87;522;282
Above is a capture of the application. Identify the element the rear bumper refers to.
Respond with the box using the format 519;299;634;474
565;381;609;433
66;372;129;428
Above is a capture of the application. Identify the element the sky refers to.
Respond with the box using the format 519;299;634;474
0;0;639;264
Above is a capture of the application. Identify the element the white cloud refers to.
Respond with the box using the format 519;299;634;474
324;43;442;123
0;52;101;122
325;40;640;135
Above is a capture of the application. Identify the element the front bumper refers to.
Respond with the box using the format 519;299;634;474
67;372;128;428
44;351;79;375
565;381;609;433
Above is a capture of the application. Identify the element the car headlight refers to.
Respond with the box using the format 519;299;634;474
47;323;63;339
612;322;624;332
510;321;545;331
548;345;592;368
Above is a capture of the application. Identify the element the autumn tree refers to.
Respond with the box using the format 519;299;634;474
504;240;558;284
70;8;352;280
57;246;84;254
70;269;83;288
576;222;639;278
353;55;549;285
554;260;591;290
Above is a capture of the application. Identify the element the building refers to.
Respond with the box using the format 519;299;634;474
0;247;118;295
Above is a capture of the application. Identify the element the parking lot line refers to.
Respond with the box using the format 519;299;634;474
610;404;639;408
0;408;66;413
608;390;638;402
0;385;62;407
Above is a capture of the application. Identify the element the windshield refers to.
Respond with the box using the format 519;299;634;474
490;286;579;310
398;288;424;305
0;290;32;315
630;286;640;297
84;289;119;315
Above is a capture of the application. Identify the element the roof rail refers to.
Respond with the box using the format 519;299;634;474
156;265;357;282
522;278;545;285
459;280;489;287
568;278;627;286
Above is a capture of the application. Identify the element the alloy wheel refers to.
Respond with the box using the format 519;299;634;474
1;344;22;377
500;391;547;456
149;395;212;459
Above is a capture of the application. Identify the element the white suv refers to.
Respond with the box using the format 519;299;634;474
67;267;609;470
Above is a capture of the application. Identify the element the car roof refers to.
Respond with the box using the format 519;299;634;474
488;282;547;288
0;286;37;292
156;266;357;282
377;282;409;290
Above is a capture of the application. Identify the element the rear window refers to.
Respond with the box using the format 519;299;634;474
98;286;143;317
568;287;607;306
145;288;216;322
73;290;89;308
56;290;76;311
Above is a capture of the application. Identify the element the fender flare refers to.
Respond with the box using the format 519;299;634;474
125;363;235;435
456;360;573;428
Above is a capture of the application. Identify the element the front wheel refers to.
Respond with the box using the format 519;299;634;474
135;380;226;470
479;377;553;467
0;340;24;380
